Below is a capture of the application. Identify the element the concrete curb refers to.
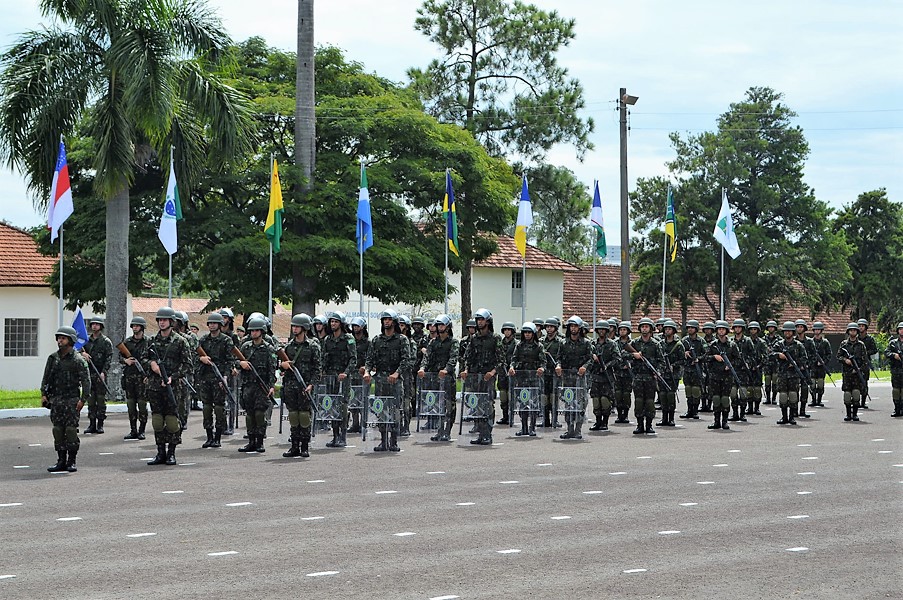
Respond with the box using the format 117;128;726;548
0;403;128;420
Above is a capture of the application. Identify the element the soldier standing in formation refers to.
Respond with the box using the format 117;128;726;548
41;326;91;473
348;316;369;434
887;322;903;418
706;320;741;430
145;307;192;465
589;320;621;431
418;314;458;442
197;312;236;449
460;308;504;445
762;320;779;404
121;316;149;440
364;309;411;452
657;320;683;427
838;323;869;422
496;322;517;426
541;317;563;428
746;321;768;415
857;319;878;409
218;308;241;436
508;322;545;437
809;322;832;408
555;316;593;439
700;322;717;412
322;311;356;448
236;317;277;454
280;314;320;458
627;317;664;435
680;320;706;420
794;320;815;419
729;319;753;423
614;321;634;424
772;321;807;426
81;315;113;434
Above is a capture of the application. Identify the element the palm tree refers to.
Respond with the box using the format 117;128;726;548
0;0;254;341
293;0;316;315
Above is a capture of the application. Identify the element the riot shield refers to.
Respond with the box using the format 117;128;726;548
556;369;589;422
459;372;495;435
416;372;448;432
365;375;401;442
509;370;542;426
314;375;346;429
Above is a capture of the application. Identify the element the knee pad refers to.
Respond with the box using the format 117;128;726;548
299;411;312;429
892;388;901;401
52;426;64;444
164;415;181;434
778;392;788;406
288;411;301;427
851;389;861;402
843;391;852;404
152;413;164;431
65;427;79;445
789;392;798;404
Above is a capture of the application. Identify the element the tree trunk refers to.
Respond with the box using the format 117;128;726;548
460;257;473;335
293;0;316;316
105;184;129;400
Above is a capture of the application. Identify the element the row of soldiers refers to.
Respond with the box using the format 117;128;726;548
39;305;903;472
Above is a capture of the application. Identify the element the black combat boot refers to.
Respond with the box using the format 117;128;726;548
721;410;730;430
529;415;537;436
148;444;167;465
211;429;222;448
747;400;755;415
844;404;853;422
590;411;604;431
560;420;574;439
788;405;797;425
95;418;104;434
739;404;747;422
202;428;215;448
480;423;493;445
645;417;656;434
776;406;790;425
48;449;68;473
851;405;859;422
238;436;258;452
496;414;509;425
600;413;609;431
543;407;552;428
124;419;139;440
656;412;668;427
137;419;147;440
893;400;903;417
516;415;529;436
165;443;177;465
325;425;341;448
84;417;97;434
430;418;444;441
708;411;721;429
256;434;266;453
347;411;361;434
300;440;310;458
798;402;810;419
66;448;78;472
679;405;694;419
753;400;761;415
374;430;388;451
728;406;740;422
573;421;583;440
283;437;301;457
633;419;645;434
389;431;400;452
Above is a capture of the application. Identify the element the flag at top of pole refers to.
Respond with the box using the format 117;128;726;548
590;180;606;258
357;160;373;253
265;159;284;253
157;159;182;255
71;305;89;351
714;188;741;259
48;138;74;242
443;170;459;256
665;186;677;262
514;175;532;258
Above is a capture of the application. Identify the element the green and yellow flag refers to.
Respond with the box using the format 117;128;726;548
265;159;284;253
665;186;676;262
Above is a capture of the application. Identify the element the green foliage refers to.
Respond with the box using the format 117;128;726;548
832;189;903;331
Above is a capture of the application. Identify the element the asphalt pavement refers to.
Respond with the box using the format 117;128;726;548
1;386;901;600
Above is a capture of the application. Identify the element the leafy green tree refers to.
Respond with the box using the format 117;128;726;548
0;0;254;340
833;189;903;331
638;86;852;322
409;0;594;320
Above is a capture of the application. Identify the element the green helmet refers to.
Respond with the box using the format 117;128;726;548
812;321;825;330
702;321;716;331
896;321;903;331
532;318;545;327
638;317;655;328
782;321;796;332
130;316;147;328
219;308;234;319
655;318;667;327
55;326;78;343
608;318;619;328
857;318;868;327
766;320;778;329
732;318;746;329
794;319;808;331
313;314;328;326
246;317;267;332
89;316;105;328
846;322;859;332
748;321;761;330
618;320;632;333
291;313;312;330
686;319;700;330
206;312;225;325
412;315;426;326
398;314;411;326
663;320;678;332
434;314;452;328
466;319;476;328
545;316;560;328
595;320;610;330
156;306;177;321
328;311;346;324
175;311;189;324
715;320;730;330
501;321;516;332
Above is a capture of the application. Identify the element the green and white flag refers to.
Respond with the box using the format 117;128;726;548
714;188;741;259
157;160;182;255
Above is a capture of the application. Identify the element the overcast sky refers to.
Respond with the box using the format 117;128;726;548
1;0;900;236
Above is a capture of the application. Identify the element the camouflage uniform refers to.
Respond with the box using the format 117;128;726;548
542;329;564;427
496;329;517;425
144;329;192;462
509;335;545;435
885;329;903;417
705;335;742;430
322;330;356;446
178;328;200;428
763;325;780;404
658;332;684;427
120;333;149;439
810;333;833;407
82;331;113;432
796;331;816;418
420;332;459;441
347;325;369;433
859;329;878;408
281;335;320;457
590;335;621;430
238;338;277;449
197;330;236;446
365;328;412;451
729;333;754;422
556;333;593;438
747;330;769;414
41;345;91;472
614;330;635;423
771;331;807;425
628;334;665;433
838;330;868;422
462;328;505;444
679;331;707;419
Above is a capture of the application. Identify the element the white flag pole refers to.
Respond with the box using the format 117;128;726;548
168;254;173;307
444;170;449;316
268;154;275;321
58;226;64;327
720;246;725;321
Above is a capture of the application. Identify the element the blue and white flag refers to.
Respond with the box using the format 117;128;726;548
71;306;89;351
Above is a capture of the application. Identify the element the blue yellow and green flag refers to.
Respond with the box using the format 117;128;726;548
665;185;676;262
443;170;459;256
265;159;284;253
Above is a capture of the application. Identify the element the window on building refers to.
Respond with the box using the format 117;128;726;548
511;270;523;307
4;318;40;357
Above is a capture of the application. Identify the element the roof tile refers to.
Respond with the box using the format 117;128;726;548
0;222;56;287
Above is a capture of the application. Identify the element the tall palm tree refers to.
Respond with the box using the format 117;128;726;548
293;0;316;315
0;0;254;341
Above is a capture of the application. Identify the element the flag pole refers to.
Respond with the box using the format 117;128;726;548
521;254;527;325
268;154;275;321
168;254;173;307
720;246;725;320
661;219;668;320
444;169;449;316
359;158;365;317
58;226;64;327
592;250;597;326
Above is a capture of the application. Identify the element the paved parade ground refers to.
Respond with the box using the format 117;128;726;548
2;385;901;600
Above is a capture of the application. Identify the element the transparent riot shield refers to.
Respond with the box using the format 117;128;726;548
556;369;589;421
459;372;495;435
509;370;542;426
365;375;401;443
416;372;448;432
314;375;346;430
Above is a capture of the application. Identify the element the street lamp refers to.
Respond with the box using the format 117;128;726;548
619;87;637;320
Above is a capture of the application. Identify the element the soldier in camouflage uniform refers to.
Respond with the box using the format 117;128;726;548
857;319;878;408
144;307;192;465
313;314;329;346
706;320;742;430
364;309;412;452
700;321;717;412
728;319;753;423
121;316;149;440
762;320;779;404
418;314;459;442
555;316;594;439
496;322;517;426
589;320;621;431
794;319;815;419
771;321;807;425
41;326;91;473
838;323;869;422
322;311;356;448
280;314;320;458
886;322;903;418
614;321;634;424
236;317;277;454
809;321;833;408
397;315;417;436
679;320;706;420
458;319;476;377
81;316;113;434
173;311;198;430
746;321;769;415
461;308;505;445
542;317;563;428
218;308;241;435
348;316;369;434
656;320;683;427
197;312;236;449
508;322;545;436
625;317;665;434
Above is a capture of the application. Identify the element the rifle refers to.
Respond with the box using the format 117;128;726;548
839;346;870;400
276;347;316;434
117;342;146;376
82;352;113;398
148;347;179;408
811;342;837;388
181;377;197;395
771;341;817;397
711;341;747;400
624;341;672;393
195;345;237;406
232;346;277;406
680;339;704;385
659;339;684;405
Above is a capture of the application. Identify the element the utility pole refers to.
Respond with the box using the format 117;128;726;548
619;88;638;320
